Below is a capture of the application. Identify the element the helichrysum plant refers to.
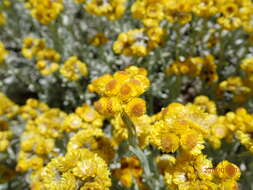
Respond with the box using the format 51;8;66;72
0;0;253;190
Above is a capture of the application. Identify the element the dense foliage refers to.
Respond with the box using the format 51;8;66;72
0;0;253;189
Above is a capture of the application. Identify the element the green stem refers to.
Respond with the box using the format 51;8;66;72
175;24;181;61
121;112;162;190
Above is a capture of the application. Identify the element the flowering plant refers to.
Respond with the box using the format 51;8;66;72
0;0;253;189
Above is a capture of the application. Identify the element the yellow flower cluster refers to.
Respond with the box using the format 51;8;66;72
89;33;108;46
0;0;11;25
0;12;6;25
22;37;61;75
16;105;66;172
15;95;117;190
73;104;104;128
24;0;64;24
0;120;12;152
225;108;253;153
60;56;88;81
241;57;253;83
1;67;249;189
62;104;105;134
217;0;253;31
215;57;253;103
0;42;8;64
166;55;218;83
38;148;111;190
74;0;126;20
88;66;150;117
0;92;19;119
184;95;234;149
20;98;49;121
1;0;11;7
207;115;234;149
22;37;46;59
67;128;115;163
190;96;253;152
22;37;90;77
111;0;253;57
218;76;251;103
131;0;253;31
192;0;218;18
17;99;66;173
131;0;194;27
0;93;18;152
150;94;249;153
113;27;164;56
113;156;146;189
36;48;61;75
162;152;241;190
192;95;217;114
150;103;214;155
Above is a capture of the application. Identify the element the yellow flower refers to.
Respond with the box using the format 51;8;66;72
200;55;218;83
166;55;218;83
22;37;46;59
84;0;126;20
41;156;77;190
60;56;88;81
75;104;104;128
0;92;19;119
88;74;114;95
215;160;241;180
21;98;49;120
220;179;239;190
166;57;204;77
217;16;242;30
236;130;253;153
66;128;104;152
0;42;8;64
20;132;55;155
207;116;229;149
25;0;64;24
112;156;143;188
36;48;60;75
218;76;251;102
0;12;6;25
193;95;217;114
94;97;121;116
89;66;150;118
221;2;238;17
164;152;218;190
89;33;108;46
0;139;9;152
165;0;193;25
180;130;205;156
241;57;253;82
65;149;111;190
3;0;11;7
131;0;167;27
192;0;218;17
62;113;86;131
156;154;176;174
113;28;163;56
32;108;66;138
16;152;44;171
150;102;215;155
160;132;180;153
124;98;146;118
